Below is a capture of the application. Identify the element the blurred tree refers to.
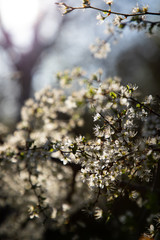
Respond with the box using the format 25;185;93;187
0;6;64;120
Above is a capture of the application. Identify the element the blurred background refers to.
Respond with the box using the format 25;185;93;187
0;0;160;126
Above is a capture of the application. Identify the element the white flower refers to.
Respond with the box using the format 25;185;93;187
149;224;154;233
51;208;57;219
104;23;114;35
28;205;39;219
127;83;138;91
94;207;103;219
105;126;113;138
93;113;101;122
96;13;105;24
132;4;140;14
129;191;139;199
120;97;129;106
65;96;77;109
144;95;153;104
104;0;113;5
56;2;72;15
113;15;123;27
56;3;68;15
94;124;103;137
90;38;111;59
62;203;70;212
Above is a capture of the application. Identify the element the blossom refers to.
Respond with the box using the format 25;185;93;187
55;2;72;15
104;23;114;35
28;205;39;219
65;96;77;109
94;207;103;219
96;13;105;24
142;5;149;13
90;38;111;59
144;95;154;104
93;124;102;137
104;0;113;6
132;4;140;14
113;15;123;27
93;113;101;122
1;68;160;235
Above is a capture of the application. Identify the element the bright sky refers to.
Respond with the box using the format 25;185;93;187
0;0;56;48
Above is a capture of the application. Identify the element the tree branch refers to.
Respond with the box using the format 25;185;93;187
56;3;160;18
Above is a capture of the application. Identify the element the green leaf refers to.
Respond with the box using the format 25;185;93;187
119;23;126;29
122;109;126;115
110;92;117;99
20;152;25;157
126;85;133;93
136;103;141;108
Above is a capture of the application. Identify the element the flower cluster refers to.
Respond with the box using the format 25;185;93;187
56;1;160;59
90;38;111;59
55;2;73;15
1;72;160;234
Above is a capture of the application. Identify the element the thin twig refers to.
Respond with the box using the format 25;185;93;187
129;96;160;118
57;3;160;17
